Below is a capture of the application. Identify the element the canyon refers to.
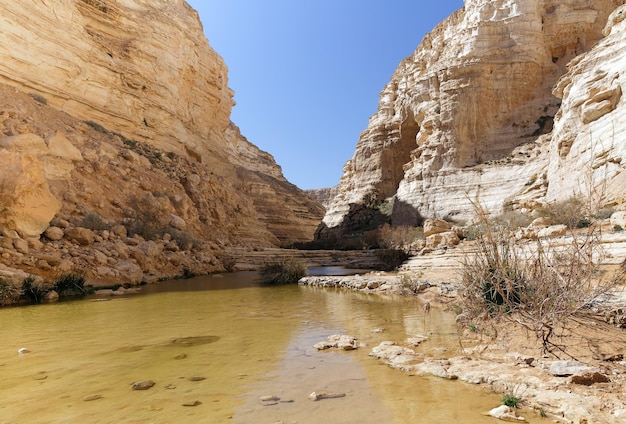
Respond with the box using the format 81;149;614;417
321;0;626;238
0;0;323;286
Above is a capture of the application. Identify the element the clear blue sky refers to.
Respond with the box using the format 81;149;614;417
186;1;464;190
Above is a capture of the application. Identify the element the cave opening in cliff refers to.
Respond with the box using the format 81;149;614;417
379;110;420;199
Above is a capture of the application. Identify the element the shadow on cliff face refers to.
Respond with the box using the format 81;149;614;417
300;200;422;250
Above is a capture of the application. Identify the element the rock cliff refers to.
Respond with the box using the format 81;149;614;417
0;0;323;284
321;0;626;237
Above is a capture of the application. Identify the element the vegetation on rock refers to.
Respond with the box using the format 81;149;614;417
53;272;87;299
259;258;306;285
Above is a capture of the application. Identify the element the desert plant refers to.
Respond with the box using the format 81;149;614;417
502;393;521;408
537;196;589;229
0;279;20;306
21;276;49;304
53;272;87;299
492;210;533;230
460;203;624;356
373;249;410;271
29;92;48;105
84;120;110;135
259;258;306;285
81;212;111;231
124;193;169;240
377;224;424;251
168;228;199;251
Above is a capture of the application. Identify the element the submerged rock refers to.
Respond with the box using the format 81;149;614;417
314;334;359;351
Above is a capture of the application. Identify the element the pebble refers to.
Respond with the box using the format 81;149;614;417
188;376;206;381
174;354;187;360
308;392;346;401
182;400;201;407
131;380;156;390
33;372;47;381
83;394;102;402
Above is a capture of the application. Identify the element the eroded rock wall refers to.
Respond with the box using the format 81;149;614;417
0;0;233;167
547;5;626;205
323;0;625;234
0;0;324;251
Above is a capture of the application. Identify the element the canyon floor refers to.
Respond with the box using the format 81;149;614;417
299;229;626;423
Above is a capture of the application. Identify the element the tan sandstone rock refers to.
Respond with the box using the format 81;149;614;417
0;150;61;237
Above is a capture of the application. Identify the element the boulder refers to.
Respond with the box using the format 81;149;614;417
12;238;29;254
64;227;95;246
46;131;83;162
169;214;186;230
610;211;626;229
537;225;568;238
44;226;64;241
0;150;61;237
114;260;143;283
314;335;359;351
426;231;460;249
44;290;59;303
424;219;453;237
549;360;600;377
487;405;525;421
529;217;551;227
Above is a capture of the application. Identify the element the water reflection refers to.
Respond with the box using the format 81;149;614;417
0;273;507;423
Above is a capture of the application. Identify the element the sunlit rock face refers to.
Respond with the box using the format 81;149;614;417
0;0;323;246
0;0;233;169
547;4;626;205
322;0;625;235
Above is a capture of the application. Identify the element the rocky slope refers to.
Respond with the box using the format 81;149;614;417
0;0;323;287
321;0;626;237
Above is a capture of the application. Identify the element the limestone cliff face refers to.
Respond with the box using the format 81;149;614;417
547;5;626;204
322;0;626;235
0;0;323;248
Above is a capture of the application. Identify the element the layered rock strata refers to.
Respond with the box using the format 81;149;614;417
322;0;626;236
0;0;324;285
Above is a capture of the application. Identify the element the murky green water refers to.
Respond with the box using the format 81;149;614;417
0;272;516;423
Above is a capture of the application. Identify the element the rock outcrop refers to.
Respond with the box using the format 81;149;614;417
321;0;626;237
0;1;323;247
0;1;324;286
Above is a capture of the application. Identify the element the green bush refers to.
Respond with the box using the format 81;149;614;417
502;393;520;408
259;258;306;285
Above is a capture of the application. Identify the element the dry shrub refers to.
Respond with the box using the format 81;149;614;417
537;196;590;228
377;224;424;250
81;212;110;231
0;279;20;306
460;204;624;357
